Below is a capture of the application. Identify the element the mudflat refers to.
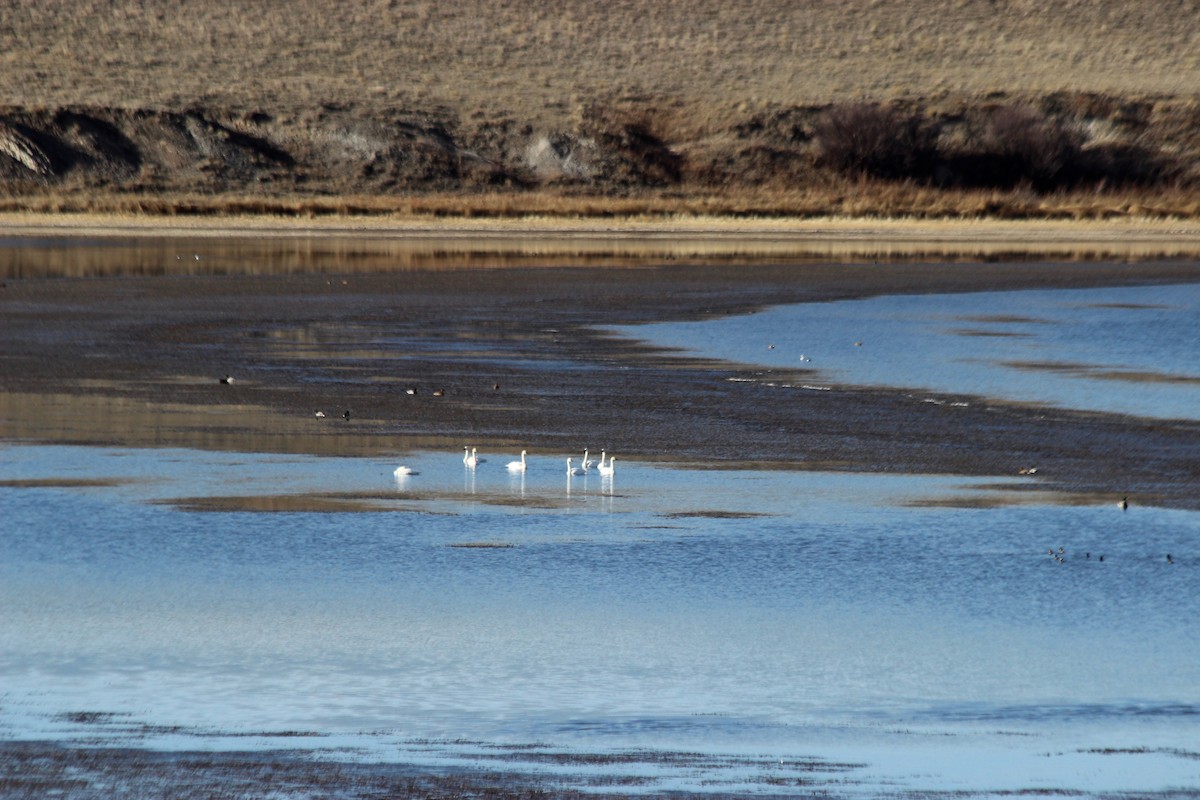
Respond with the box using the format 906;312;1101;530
3;218;1199;509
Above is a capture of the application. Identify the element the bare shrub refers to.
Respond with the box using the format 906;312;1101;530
814;102;935;179
977;104;1082;189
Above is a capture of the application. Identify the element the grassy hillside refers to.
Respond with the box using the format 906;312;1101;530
2;0;1199;217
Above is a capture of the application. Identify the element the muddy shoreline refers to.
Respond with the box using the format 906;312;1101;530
2;231;1199;508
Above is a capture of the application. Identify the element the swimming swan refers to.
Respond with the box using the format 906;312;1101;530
393;465;416;477
507;450;528;472
598;456;615;477
581;449;594;470
465;447;480;469
567;457;585;476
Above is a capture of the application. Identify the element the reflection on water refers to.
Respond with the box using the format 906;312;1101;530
2;444;1198;795
5;230;1200;278
0;391;447;456
613;283;1200;421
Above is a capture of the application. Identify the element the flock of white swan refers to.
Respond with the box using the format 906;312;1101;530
393;447;615;479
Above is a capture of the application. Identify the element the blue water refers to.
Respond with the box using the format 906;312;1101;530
610;283;1200;420
3;443;1199;795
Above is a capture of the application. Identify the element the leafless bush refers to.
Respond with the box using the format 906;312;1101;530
977;104;1082;189
815;102;935;179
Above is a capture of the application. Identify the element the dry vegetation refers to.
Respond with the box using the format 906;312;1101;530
2;0;1200;218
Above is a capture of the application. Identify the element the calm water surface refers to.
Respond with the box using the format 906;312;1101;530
2;443;1198;795
611;283;1200;421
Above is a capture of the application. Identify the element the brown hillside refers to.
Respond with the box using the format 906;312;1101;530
2;0;1199;214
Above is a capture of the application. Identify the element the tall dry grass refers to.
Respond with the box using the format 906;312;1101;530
4;184;1198;222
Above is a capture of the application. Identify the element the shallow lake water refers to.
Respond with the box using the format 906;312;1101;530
611;283;1200;421
2;442;1199;795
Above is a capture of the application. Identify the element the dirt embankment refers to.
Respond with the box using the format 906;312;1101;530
1;93;1199;215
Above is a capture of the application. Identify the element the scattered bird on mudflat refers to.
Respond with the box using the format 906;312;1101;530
314;410;326;418
343;410;351;420
432;388;445;397
219;375;234;385
506;450;528;473
566;458;585;476
598;456;616;477
405;387;417;396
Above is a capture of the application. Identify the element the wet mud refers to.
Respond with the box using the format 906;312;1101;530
2;257;1200;509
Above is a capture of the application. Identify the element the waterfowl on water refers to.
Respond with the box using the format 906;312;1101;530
506;450;527;473
393;465;415;477
465;447;479;469
598;456;615;477
581;449;594;470
566;458;585;476
1119;496;1128;510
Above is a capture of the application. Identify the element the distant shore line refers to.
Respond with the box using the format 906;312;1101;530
7;211;1200;280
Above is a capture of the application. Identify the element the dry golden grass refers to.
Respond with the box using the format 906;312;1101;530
4;0;1200;132
4;184;1200;222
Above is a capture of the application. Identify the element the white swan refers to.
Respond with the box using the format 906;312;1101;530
507;450;527;472
463;446;470;464
465;447;479;469
581;448;594;470
598;456;615;477
567;457;585;476
393;465;415;477
596;450;607;469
